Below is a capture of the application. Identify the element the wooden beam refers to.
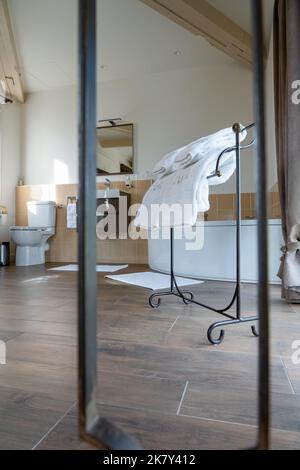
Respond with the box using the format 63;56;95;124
0;0;24;103
139;0;254;67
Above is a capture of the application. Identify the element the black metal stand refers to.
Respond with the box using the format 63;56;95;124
149;123;259;345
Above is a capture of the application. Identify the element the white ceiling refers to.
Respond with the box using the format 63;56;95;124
8;0;274;94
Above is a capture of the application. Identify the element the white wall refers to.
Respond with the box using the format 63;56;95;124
100;65;256;194
21;62;257;193
0;104;21;241
21;56;278;195
21;87;77;185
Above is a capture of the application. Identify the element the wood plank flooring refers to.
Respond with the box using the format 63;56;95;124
0;264;299;450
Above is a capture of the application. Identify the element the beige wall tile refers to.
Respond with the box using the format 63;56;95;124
241;193;251;211
272;203;281;219
272;191;280;206
218;194;235;212
217;210;235;221
209;194;218;212
16;180;151;265
18;182;281;262
250;193;256;212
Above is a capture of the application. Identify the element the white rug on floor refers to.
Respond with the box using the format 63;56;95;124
105;271;203;290
49;264;128;273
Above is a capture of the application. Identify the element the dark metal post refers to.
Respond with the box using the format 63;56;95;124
78;0;97;439
78;0;141;450
233;124;241;320
170;228;174;292
252;0;270;450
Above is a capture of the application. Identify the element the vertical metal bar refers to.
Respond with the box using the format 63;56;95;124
170;228;174;292
251;0;270;450
78;0;97;438
78;0;142;449
234;125;241;320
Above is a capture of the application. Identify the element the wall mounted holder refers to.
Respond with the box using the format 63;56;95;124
67;196;77;205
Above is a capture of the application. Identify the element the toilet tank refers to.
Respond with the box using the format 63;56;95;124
27;201;56;227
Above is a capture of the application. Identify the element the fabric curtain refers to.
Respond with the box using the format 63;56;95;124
274;0;300;302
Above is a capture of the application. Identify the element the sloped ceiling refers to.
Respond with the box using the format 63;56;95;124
8;0;274;93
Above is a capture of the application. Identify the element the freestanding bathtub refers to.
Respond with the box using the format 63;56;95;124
148;219;282;284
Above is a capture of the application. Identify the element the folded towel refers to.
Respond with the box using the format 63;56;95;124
67;203;77;229
136;125;247;228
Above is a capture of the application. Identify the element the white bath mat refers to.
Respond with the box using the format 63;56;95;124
105;271;203;290
49;264;128;273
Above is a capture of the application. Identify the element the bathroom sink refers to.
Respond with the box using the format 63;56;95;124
96;189;128;199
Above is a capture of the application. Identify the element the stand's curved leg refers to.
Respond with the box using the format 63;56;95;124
182;291;194;304
149;293;161;308
207;317;259;345
251;325;259;337
207;324;225;345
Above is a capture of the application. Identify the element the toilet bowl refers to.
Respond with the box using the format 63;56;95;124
10;201;56;267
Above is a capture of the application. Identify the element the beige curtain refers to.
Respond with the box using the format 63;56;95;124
274;0;300;302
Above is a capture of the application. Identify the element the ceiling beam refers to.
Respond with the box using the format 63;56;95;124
0;0;24;103
139;0;254;67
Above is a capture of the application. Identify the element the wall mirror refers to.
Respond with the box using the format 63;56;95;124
96;123;134;175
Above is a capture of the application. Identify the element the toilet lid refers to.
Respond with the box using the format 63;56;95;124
10;226;46;231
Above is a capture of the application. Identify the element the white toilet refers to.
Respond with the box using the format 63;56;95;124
10;201;56;266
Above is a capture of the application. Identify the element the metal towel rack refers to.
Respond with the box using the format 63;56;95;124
148;122;259;345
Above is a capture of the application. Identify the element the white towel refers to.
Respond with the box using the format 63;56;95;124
135;158;214;228
135;126;247;228
67;203;77;229
152;147;183;177
152;126;247;179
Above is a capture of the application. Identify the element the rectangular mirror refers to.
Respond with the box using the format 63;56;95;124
96;123;134;175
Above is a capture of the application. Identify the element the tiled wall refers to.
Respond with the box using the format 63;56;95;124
15;180;151;264
205;189;281;221
15;181;281;264
268;183;281;220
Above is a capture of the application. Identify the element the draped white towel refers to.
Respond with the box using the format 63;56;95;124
151;126;247;178
67;203;77;229
135;126;247;229
151;147;183;178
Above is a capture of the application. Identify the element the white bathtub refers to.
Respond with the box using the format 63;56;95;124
148;219;283;284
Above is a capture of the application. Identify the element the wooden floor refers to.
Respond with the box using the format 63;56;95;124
0;264;299;450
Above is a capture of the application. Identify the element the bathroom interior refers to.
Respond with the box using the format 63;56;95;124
0;0;299;451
